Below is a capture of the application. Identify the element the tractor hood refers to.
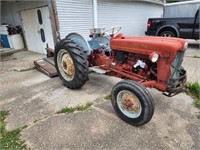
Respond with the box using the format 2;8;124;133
110;34;186;58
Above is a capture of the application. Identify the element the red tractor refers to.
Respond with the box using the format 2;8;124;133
54;26;187;126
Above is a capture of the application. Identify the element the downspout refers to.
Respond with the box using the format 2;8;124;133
93;0;98;28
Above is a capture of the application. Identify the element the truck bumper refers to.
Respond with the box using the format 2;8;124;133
145;30;156;36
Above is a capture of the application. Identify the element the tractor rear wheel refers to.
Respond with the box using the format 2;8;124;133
54;39;89;89
111;80;154;126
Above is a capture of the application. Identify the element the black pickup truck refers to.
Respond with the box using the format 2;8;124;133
145;9;199;40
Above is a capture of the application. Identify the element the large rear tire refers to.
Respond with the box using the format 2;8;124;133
111;80;154;126
54;39;89;89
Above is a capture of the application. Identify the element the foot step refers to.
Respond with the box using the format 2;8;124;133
89;67;107;74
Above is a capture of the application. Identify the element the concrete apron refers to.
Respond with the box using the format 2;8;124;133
0;43;200;149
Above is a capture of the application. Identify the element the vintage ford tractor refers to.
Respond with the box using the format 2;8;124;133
54;26;187;126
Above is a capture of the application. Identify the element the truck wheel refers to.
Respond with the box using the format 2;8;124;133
159;31;176;37
111;80;154;126
54;39;89;89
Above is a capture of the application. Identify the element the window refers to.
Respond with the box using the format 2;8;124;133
37;9;43;25
40;28;45;43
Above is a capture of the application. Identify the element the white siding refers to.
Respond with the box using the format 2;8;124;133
164;2;200;17
97;0;163;36
56;0;93;40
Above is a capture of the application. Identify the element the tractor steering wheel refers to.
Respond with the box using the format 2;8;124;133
101;26;122;37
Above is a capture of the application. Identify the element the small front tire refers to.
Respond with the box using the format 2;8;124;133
111;80;155;126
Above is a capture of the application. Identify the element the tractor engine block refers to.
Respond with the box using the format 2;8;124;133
112;50;154;78
88;49;157;81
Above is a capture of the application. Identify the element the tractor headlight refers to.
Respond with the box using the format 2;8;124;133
181;42;188;51
149;52;159;63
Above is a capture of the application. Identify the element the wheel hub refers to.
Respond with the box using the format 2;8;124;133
117;90;142;118
121;94;140;113
57;50;75;81
61;53;75;76
163;33;171;37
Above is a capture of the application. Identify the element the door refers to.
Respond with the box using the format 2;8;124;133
20;6;54;54
178;18;195;39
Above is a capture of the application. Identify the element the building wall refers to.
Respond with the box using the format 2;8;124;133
55;0;163;39
1;1;49;26
55;0;93;40
97;0;163;36
1;1;55;54
164;1;200;17
2;0;164;45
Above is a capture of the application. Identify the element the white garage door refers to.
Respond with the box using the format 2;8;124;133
56;0;93;40
97;1;163;36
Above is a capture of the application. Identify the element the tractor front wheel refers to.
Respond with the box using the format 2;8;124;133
111;80;154;126
54;39;89;89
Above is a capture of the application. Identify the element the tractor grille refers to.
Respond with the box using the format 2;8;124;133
170;51;184;79
166;51;186;95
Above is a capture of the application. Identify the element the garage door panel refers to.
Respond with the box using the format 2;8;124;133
56;0;93;40
98;1;163;36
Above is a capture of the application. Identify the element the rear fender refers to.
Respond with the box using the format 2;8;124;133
65;33;92;55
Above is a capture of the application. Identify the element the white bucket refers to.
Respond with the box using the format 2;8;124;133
8;34;25;50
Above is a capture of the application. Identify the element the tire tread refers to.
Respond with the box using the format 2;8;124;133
111;80;155;126
54;39;89;89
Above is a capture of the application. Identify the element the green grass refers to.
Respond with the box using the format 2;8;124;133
57;102;93;114
185;82;200;119
186;82;200;108
197;112;200;120
193;56;200;59
0;111;9;133
0;110;27;150
104;94;111;100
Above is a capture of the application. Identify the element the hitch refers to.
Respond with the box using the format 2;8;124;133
46;43;54;57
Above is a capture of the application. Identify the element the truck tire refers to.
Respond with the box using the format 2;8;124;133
159;30;176;37
54;39;89;89
111;80;154;126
